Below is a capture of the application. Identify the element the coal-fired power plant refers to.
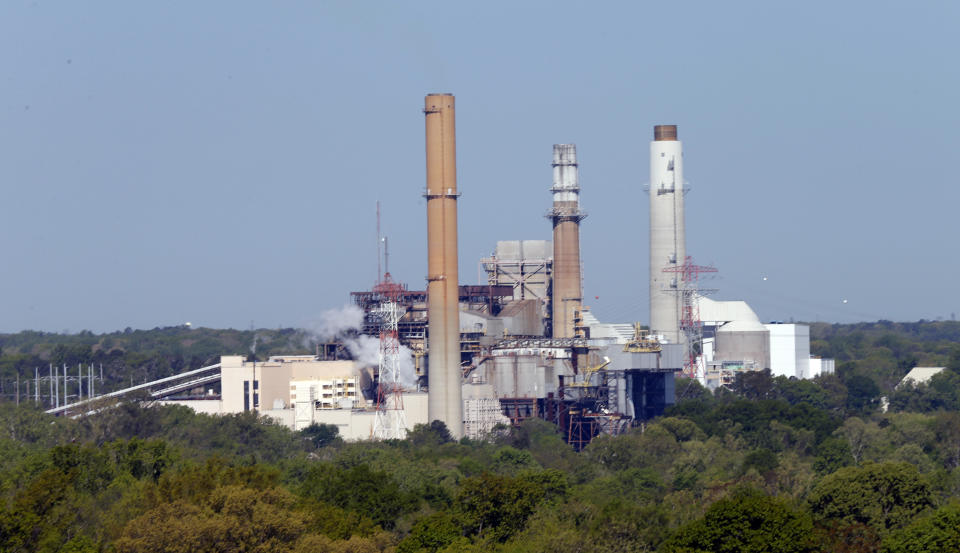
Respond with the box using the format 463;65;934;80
339;109;703;447
549;144;585;338
649;125;685;345
52;97;832;448
423;93;463;438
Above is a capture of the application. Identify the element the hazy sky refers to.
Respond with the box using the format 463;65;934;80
2;1;958;333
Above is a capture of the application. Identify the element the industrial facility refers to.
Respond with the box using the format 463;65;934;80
45;94;832;447
338;94;687;445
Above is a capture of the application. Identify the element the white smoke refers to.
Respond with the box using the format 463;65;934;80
342;334;418;391
303;304;418;391
305;304;365;342
341;334;379;367
393;345;419;391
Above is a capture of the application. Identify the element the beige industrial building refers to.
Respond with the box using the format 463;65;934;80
219;355;359;413
160;355;429;440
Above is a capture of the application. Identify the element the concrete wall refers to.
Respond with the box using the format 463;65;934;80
260;408;295;428
283;392;430;438
499;300;544;336
220;356;248;413
307;392;428;440
766;324;810;378
157;399;223;415
809;357;836;378
604;344;685;371
310;409;375;439
715;330;770;369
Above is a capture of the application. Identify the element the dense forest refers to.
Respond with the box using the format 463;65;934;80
1;322;960;552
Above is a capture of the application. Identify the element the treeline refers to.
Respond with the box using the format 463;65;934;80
4;366;960;552
810;320;960;390
0;327;314;397
1;321;960;551
2;320;959;401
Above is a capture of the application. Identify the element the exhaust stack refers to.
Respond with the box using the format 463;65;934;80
649;125;685;344
549;144;585;338
424;93;463;438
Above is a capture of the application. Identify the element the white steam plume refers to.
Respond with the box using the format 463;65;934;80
342;334;418;391
303;304;418;391
304;305;365;342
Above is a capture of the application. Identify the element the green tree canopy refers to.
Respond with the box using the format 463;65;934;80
808;462;931;532
883;502;960;553
660;487;816;553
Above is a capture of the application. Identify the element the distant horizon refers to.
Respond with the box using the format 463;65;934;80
4;316;960;337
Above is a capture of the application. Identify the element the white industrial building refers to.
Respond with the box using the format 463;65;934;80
696;297;834;389
766;324;811;379
808;357;836;379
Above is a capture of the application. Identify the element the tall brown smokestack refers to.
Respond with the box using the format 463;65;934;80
549;144;585;338
424;93;462;437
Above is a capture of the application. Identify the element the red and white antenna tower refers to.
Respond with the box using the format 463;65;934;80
372;205;408;440
663;256;718;378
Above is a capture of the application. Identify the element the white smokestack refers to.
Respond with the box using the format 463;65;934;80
649;125;685;344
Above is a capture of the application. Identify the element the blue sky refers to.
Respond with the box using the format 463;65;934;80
2;1;958;332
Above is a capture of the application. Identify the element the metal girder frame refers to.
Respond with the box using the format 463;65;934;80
499;397;539;425
482;258;549;302
150;373;222;398
45;363;222;415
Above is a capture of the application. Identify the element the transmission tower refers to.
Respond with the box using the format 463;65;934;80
663;256;717;379
372;276;408;440
371;201;408;440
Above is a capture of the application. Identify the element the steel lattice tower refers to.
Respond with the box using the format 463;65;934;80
663;256;717;378
372;275;407;440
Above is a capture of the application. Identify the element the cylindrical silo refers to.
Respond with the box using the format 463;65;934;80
493;356;515;398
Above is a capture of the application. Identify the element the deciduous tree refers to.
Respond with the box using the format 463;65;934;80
808;462;931;532
660;487;816;553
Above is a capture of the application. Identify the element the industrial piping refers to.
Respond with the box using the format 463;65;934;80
649;125;685;345
549;144;585;338
423;93;463;438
